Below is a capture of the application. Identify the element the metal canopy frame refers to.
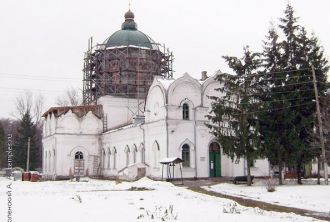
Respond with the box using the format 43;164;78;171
160;157;183;185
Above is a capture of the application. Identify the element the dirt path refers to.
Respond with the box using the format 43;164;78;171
175;179;330;221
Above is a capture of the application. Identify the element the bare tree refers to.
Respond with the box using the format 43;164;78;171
33;93;45;125
14;91;33;118
12;91;45;124
56;87;82;107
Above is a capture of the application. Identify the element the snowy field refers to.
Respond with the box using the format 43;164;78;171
204;179;330;214
0;177;324;222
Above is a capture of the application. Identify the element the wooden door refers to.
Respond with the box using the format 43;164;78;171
209;142;221;177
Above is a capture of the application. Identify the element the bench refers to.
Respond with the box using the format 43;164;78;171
233;176;254;184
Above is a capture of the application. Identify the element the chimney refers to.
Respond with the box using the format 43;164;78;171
201;71;208;81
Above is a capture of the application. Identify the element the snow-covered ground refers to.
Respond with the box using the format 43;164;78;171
204;179;330;214
0;177;324;222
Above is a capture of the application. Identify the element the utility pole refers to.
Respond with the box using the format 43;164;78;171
26;137;30;172
312;65;328;185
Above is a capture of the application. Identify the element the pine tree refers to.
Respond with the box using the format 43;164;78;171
14;111;39;171
259;4;329;184
257;26;291;185
208;47;262;186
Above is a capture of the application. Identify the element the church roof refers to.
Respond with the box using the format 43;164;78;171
104;10;158;50
157;78;175;90
42;105;103;119
155;71;220;92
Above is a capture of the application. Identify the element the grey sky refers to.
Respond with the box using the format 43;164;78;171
0;0;329;119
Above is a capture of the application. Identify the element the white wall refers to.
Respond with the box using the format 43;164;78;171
98;95;144;129
54;134;100;177
42;110;103;178
145;84;166;123
144;120;167;178
311;161;330;177
101;124;144;177
42;73;271;180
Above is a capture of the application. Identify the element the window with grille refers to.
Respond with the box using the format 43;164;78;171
182;103;189;120
75;151;83;160
182;144;190;167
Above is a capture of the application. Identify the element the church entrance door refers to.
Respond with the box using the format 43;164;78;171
74;151;85;176
209;142;221;177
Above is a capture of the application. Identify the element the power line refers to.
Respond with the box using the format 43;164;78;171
0;72;80;80
247;67;314;77
219;88;315;96
212;99;316;113
246;101;315;114
255;81;315;89
220;67;314;78
0;75;80;82
257;75;311;82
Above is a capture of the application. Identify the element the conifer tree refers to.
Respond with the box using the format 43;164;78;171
208;47;261;186
257;26;290;184
259;4;329;184
14;111;39;170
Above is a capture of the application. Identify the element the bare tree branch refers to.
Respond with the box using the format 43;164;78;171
33;93;45;125
56;87;82;107
13;90;32;119
11;91;45;124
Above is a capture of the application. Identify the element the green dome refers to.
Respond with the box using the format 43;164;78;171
104;10;158;50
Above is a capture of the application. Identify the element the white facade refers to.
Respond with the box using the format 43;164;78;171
42;72;270;180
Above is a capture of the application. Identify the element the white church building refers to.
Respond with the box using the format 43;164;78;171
42;10;270;180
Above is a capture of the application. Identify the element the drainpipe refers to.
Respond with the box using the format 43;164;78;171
193;107;198;178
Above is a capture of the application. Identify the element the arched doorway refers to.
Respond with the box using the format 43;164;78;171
74;151;84;176
209;142;221;177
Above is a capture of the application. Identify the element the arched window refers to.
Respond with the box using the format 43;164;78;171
75;151;84;160
132;145;137;164
182;144;190;167
125;146;130;166
107;148;111;169
44;151;48;172
102;149;106;169
153;141;160;168
140;143;145;164
183;103;189;120
53;149;56;172
113;148;117;169
48;151;52;172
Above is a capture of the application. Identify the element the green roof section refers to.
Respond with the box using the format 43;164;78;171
104;10;158;50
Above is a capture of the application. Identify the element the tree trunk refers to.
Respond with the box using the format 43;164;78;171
247;158;252;186
278;153;283;185
297;160;302;185
317;157;321;185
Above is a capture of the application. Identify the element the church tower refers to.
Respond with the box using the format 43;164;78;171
83;9;173;104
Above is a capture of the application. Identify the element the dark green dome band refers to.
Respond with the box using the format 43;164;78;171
104;10;158;50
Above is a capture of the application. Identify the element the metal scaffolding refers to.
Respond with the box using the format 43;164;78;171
82;37;174;105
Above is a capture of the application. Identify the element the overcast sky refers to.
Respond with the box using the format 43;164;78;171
0;0;329;119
